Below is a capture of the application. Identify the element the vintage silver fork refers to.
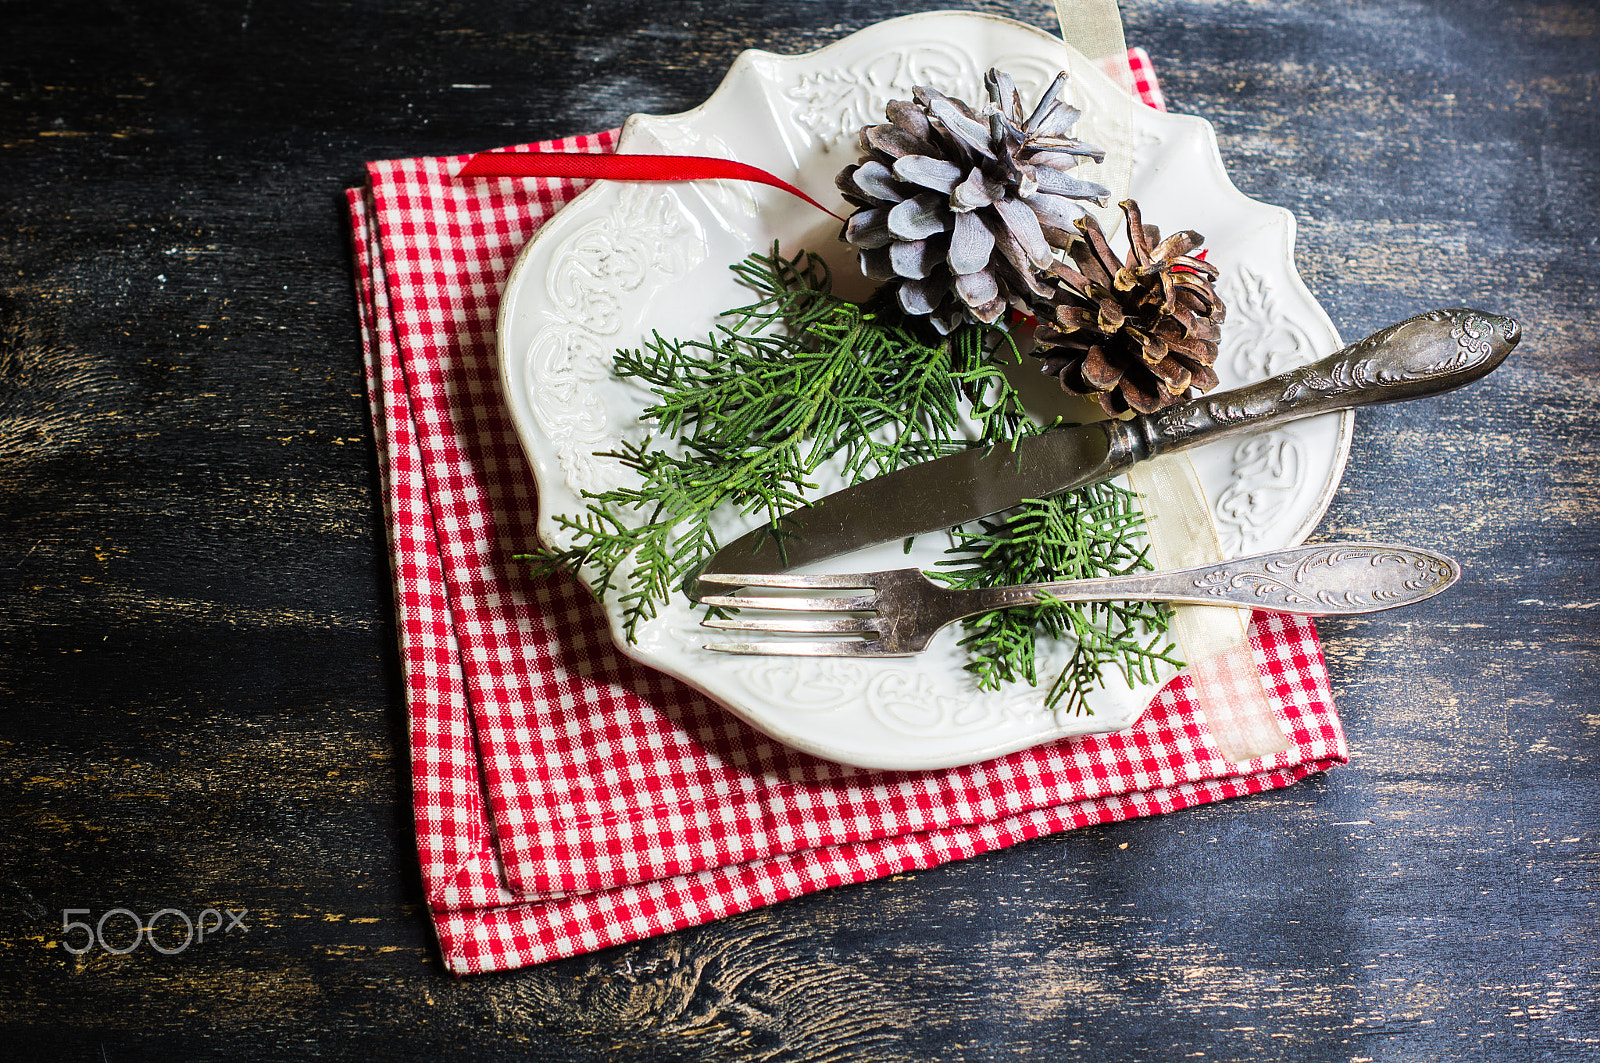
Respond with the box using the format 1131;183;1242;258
699;542;1459;657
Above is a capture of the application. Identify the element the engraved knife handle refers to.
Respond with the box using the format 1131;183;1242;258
997;541;1460;615
1111;308;1520;463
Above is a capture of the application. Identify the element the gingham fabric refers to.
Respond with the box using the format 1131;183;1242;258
1125;46;1166;110
347;51;1347;975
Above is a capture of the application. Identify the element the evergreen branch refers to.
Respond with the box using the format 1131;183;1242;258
522;244;1177;710
522;244;1021;641
933;480;1181;716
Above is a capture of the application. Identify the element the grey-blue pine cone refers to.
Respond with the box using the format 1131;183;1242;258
836;68;1108;334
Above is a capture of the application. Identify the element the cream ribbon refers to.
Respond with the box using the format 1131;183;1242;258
1052;0;1290;762
1052;0;1134;236
1127;459;1290;762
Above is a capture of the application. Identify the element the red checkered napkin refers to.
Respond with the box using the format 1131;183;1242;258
347;51;1347;975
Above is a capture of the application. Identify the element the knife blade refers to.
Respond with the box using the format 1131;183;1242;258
694;307;1519;582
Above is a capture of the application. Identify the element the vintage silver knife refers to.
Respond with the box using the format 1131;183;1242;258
697;308;1519;580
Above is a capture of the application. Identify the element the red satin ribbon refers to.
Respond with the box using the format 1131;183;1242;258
457;151;846;221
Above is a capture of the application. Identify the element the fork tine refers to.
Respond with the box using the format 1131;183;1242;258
702;616;878;635
697;571;877;589
704;639;901;658
697;593;876;612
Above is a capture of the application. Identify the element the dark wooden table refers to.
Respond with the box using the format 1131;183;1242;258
2;1;1594;1058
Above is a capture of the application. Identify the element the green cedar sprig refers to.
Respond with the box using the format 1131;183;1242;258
522;244;1023;639
522;245;1178;713
931;481;1182;716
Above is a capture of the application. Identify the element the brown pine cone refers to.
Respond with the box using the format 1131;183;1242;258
1031;200;1226;416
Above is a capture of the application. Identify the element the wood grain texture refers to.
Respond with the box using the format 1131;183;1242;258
1;0;1594;1059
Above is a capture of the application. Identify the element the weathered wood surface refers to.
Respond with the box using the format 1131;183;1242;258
0;0;1594;1058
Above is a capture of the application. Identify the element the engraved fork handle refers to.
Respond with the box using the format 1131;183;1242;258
967;543;1460;617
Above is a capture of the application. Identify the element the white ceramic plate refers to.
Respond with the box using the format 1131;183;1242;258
497;11;1349;771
